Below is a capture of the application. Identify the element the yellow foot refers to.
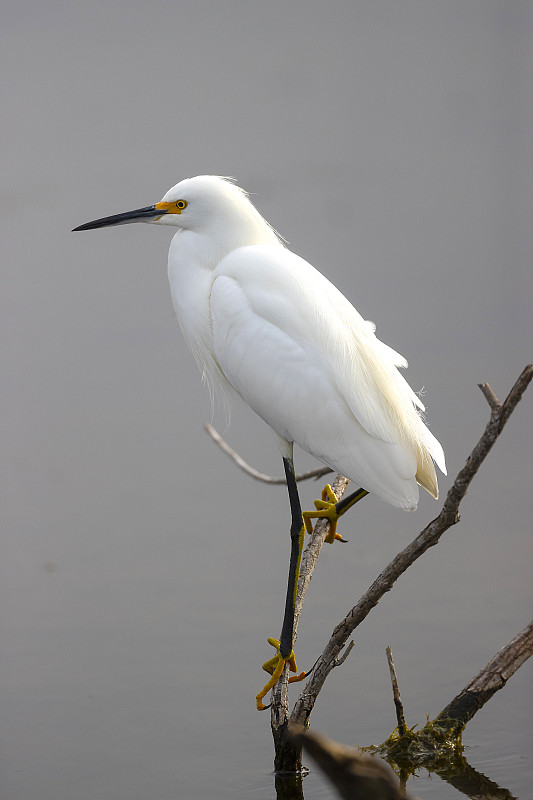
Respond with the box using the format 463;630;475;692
302;484;348;544
256;637;306;711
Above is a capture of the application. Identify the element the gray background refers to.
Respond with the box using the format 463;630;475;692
2;2;532;799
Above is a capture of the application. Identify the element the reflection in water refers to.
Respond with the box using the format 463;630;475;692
433;753;516;800
382;748;516;800
274;770;306;800
275;727;517;800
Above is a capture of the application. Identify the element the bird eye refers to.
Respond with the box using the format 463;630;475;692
175;200;187;210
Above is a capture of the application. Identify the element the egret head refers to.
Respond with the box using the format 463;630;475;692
73;175;276;239
153;176;251;229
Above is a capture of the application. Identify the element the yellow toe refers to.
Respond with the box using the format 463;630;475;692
256;638;306;710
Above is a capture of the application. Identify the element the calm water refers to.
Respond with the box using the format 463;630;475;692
3;451;532;799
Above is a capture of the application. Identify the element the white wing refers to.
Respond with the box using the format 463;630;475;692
210;244;445;509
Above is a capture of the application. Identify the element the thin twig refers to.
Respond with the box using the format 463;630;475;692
204;423;332;484
335;640;355;668
478;382;500;411
386;646;407;736
288;365;533;730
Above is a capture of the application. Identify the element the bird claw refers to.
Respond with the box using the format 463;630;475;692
302;484;348;544
256;637;306;711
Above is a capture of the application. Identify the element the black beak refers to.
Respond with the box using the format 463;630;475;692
72;205;167;231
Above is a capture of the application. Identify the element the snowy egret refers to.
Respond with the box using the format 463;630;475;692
73;176;446;709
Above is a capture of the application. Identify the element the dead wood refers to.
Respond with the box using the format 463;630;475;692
373;620;532;773
386;647;407;737
287;366;532;736
205;365;533;774
432;618;533;737
292;727;414;800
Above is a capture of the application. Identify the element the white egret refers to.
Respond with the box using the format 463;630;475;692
74;175;446;709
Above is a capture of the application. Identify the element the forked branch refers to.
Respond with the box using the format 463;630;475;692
371;621;533;784
205;365;533;773
288;365;532;731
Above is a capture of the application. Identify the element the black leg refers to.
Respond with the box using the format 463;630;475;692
335;486;369;516
255;456;308;709
256;470;367;709
279;456;305;659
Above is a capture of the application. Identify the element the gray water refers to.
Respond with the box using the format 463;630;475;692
2;3;532;798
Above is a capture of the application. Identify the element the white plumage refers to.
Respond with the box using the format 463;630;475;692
165;176;446;510
76;175;446;511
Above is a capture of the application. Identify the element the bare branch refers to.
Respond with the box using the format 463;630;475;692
204;423;332;484
373;620;533;772
271;473;352;762
336;640;355;668
432;619;533;736
294;474;352;632
478;382;500;410
289;365;533;729
386;647;407;736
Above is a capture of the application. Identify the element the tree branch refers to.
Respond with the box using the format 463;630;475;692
204;423;332;484
289;364;533;729
386;647;407;737
478;381;500;411
212;365;533;771
271;473;352;768
432;619;533;736
373;620;533;774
